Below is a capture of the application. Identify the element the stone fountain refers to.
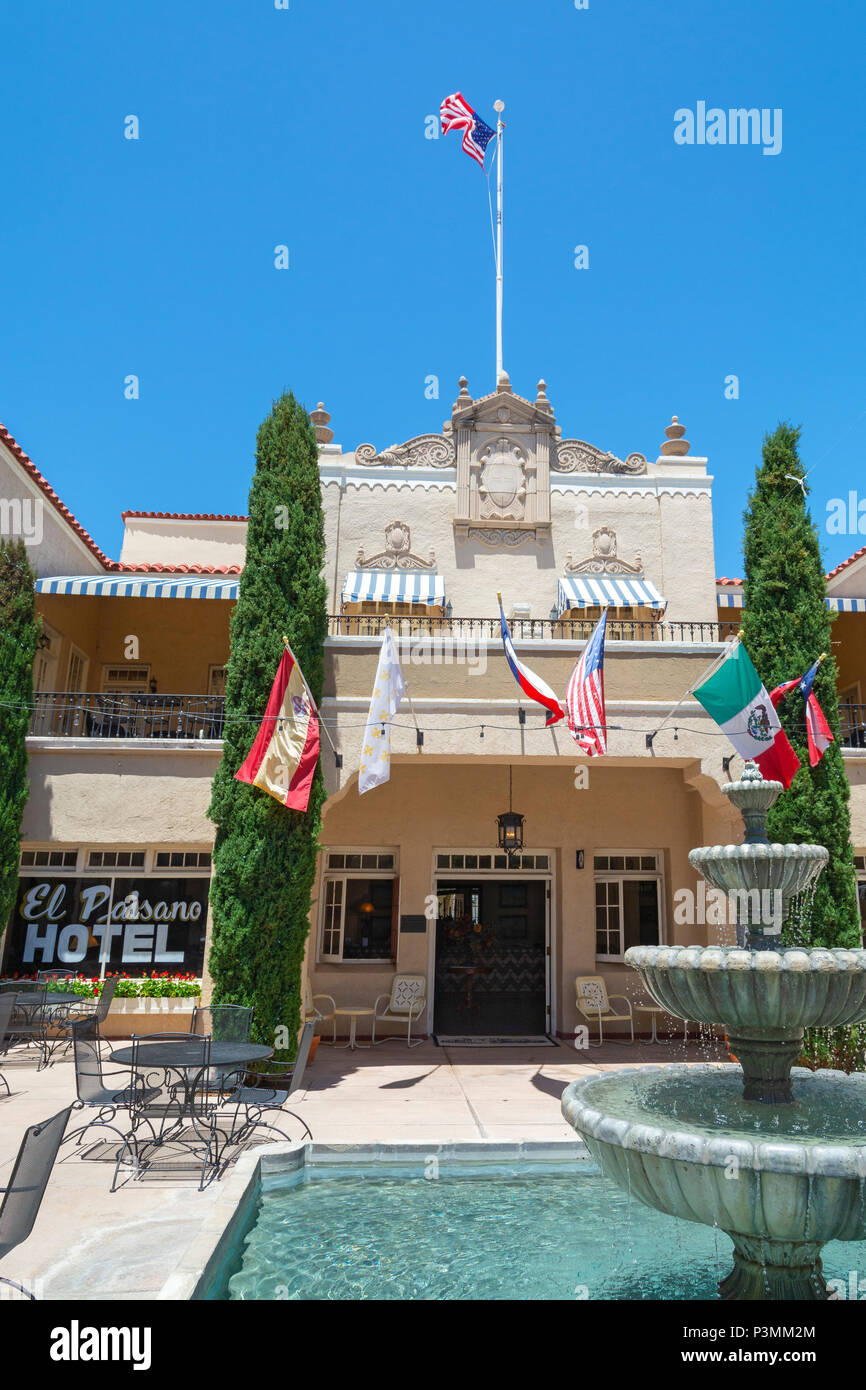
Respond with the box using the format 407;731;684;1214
562;762;866;1300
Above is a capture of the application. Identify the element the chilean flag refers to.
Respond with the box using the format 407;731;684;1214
235;644;320;811
770;659;834;768
499;596;565;726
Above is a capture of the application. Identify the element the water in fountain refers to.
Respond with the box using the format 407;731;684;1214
562;761;866;1301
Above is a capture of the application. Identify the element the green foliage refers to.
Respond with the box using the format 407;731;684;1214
799;1025;866;1075
207;393;327;1059
741;423;860;949
0;540;39;934
2;973;202;998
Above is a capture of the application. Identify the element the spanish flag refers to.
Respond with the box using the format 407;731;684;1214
235;644;320;811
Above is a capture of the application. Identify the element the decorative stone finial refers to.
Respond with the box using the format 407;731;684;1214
311;402;334;445
457;376;472;401
660;414;690;456
535;379;551;409
496;370;512;393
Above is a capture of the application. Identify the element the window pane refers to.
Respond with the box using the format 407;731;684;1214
378;855;395;869
35;851;49;866
328;853;345;869
117;852;131;867
198;853;211;868
156;852;170;867
465;855;478;869
452;855;464;869
479;856;491;869
625;856;640;871
20;852;34;866
641;856;656;871
535;855;549;869
437;855;449;868
170;852;183;868
622;879;660;950
594;856;608;870
342;878;393;960
523;856;535;869
361;855;378;869
609;856;624;871
64;852;78;867
131;852;145;868
494;855;507;869
345;854;361;870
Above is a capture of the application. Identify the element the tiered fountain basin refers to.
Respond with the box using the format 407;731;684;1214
562;1064;866;1300
627;943;866;1104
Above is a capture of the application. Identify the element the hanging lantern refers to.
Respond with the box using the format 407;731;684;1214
496;766;525;853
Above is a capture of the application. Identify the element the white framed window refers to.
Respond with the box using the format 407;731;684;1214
101;664;149;692
319;849;399;963
594;851;664;962
434;849;551;873
20;847;80;871
67;646;89;693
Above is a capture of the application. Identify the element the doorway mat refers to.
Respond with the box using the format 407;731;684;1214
435;1035;558;1047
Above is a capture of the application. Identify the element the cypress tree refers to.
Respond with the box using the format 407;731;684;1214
740;422;860;950
0;539;39;936
207;393;328;1057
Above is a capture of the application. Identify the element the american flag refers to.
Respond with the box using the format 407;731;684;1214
565;610;608;755
440;92;496;167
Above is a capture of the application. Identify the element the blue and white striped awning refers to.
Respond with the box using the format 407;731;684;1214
555;575;666;617
341;570;446;607
826;596;866;612
717;592;866;613
35;575;240;600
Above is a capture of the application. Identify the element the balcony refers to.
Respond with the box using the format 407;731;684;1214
841;705;866;750
328;614;740;643
29;692;226;740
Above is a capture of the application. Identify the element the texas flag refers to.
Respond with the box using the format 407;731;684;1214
770;659;834;768
693;640;800;788
499;595;565;726
235;644;320;811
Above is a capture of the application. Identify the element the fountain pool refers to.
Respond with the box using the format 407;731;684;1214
200;1152;866;1301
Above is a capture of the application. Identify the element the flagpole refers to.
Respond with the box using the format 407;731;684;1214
649;630;742;743
494;99;505;385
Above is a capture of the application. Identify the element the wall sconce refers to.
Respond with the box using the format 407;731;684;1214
575;850;585;870
149;678;158;694
722;756;734;774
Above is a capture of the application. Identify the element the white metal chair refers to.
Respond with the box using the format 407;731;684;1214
372;975;426;1047
304;983;337;1043
575;976;634;1046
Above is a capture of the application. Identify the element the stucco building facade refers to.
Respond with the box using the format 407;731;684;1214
2;380;865;1039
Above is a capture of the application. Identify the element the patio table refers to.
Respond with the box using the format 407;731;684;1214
109;1041;273;1070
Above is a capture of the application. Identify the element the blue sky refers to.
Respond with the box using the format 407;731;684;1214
1;0;863;578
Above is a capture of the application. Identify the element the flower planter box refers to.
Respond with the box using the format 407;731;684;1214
101;995;199;1038
110;997;199;1016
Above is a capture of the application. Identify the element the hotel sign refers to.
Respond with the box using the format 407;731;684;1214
2;876;209;975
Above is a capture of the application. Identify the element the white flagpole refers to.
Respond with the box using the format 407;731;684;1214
494;99;505;385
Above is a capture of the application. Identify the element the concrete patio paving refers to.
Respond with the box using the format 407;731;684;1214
0;1034;726;1300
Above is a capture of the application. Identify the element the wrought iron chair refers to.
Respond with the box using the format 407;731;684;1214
217;1020;315;1146
111;1034;221;1192
0;994;16;1096
64;1018;152;1149
189;1003;254;1088
50;977;118;1059
372;974;427;1047
6;981;50;1069
0;1106;72;1299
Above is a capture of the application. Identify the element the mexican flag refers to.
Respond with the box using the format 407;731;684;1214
693;641;800;788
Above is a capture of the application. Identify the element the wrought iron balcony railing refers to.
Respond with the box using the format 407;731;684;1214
29;692;227;740
328;614;741;643
841;705;866;750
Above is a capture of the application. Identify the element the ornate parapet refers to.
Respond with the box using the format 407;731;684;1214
553;440;647;474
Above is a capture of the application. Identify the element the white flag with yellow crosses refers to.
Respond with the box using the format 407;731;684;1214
359;626;407;795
